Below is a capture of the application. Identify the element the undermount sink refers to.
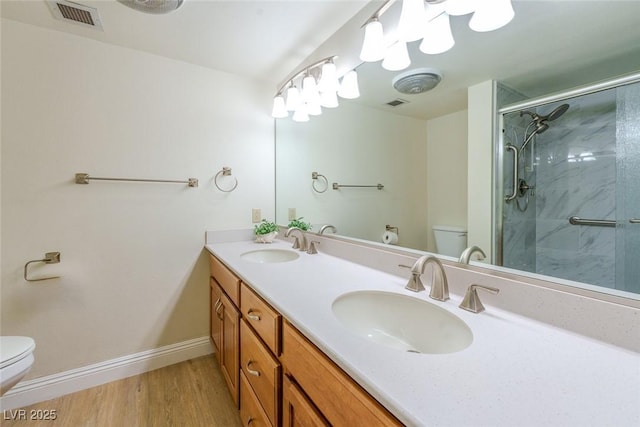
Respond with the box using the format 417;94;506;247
240;249;300;263
332;291;473;354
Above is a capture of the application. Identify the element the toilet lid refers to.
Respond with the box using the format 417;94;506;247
0;336;36;369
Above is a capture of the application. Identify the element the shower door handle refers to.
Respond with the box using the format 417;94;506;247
630;218;640;224
504;144;519;202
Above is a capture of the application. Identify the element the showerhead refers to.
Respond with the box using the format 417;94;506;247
541;104;570;122
535;121;549;134
520;103;569;123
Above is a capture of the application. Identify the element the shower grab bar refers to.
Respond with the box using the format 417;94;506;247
332;182;384;190
504;144;519;201
630;218;640;224
568;216;615;227
75;173;198;187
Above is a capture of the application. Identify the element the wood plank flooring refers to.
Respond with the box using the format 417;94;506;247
1;355;242;427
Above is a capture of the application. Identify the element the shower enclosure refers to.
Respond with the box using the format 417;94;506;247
496;74;640;295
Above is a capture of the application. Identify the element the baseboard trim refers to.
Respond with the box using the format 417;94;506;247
0;336;214;411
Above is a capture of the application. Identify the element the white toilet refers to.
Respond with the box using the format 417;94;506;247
433;225;467;257
0;336;36;396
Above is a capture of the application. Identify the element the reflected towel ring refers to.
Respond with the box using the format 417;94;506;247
312;171;328;193
214;167;238;192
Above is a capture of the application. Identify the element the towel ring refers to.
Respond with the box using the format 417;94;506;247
312;171;328;193
24;252;61;282
214;167;238;192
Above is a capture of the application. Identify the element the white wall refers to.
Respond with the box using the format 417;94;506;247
1;19;274;379
426;110;468;253
467;81;494;260
276;102;428;250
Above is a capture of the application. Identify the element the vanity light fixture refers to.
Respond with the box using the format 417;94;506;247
359;0;515;70
271;56;360;121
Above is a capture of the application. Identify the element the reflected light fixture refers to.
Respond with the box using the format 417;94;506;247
337;70;360;99
397;0;427;42
419;11;454;54
382;41;411;71
272;55;359;121
359;19;385;62
469;0;515;32
359;0;514;64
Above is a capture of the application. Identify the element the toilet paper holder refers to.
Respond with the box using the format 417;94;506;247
385;225;399;235
24;252;61;282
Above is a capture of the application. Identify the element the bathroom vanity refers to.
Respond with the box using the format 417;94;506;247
205;230;640;426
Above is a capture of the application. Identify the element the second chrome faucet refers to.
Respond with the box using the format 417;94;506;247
405;255;449;301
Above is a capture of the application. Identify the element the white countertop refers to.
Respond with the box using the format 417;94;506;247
206;239;640;427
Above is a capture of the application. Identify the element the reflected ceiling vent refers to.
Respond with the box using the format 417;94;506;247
392;68;442;95
116;0;184;14
46;0;103;30
386;99;410;107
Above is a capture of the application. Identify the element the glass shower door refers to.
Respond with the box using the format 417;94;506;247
616;82;640;293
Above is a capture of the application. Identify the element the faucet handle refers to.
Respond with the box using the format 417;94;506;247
307;241;319;254
459;284;500;313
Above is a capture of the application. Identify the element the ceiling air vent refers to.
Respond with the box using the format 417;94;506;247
386;99;409;107
47;0;103;31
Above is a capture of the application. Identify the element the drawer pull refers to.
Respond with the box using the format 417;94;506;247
246;309;261;321
246;360;261;377
246;416;254;426
215;299;224;320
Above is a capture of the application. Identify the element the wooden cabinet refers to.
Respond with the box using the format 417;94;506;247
240;371;272;427
282;374;329;427
209;255;241;407
219;290;240;406
240;282;281;355
208;251;401;426
240;283;282;426
281;321;402;427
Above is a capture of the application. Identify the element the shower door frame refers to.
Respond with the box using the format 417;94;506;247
493;71;640;267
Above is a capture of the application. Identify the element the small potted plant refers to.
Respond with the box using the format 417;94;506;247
254;219;279;243
287;217;312;231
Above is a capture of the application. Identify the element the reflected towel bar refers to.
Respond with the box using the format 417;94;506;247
568;216;615;227
75;173;198;187
332;182;384;190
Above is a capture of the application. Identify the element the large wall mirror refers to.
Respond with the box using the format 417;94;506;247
275;1;640;301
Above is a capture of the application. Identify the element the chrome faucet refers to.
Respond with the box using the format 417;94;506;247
405;255;449;301
318;224;337;235
459;246;486;264
459;284;500;313
284;227;307;251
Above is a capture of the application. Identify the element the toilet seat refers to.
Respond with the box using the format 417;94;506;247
0;336;36;369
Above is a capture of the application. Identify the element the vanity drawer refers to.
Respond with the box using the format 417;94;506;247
282;321;402;427
209;254;240;306
240;282;281;355
240;319;281;426
240;371;273;427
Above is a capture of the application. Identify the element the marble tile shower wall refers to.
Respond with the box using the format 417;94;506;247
534;90;617;287
499;83;536;272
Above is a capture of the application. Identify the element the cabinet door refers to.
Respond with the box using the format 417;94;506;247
220;290;240;407
282;321;402;426
240;319;281;426
283;374;329;427
210;278;222;355
240;371;272;427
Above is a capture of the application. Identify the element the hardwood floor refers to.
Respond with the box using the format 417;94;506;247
1;355;242;427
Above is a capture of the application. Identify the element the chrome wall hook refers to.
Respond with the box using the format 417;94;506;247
24;252;61;282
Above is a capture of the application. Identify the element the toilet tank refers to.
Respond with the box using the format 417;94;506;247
433;225;467;257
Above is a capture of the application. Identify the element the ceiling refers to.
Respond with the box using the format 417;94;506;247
0;0;369;89
2;1;640;121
